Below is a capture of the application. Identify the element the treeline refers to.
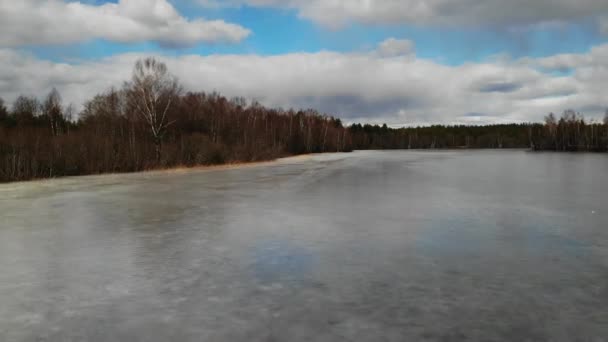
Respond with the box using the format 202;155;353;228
0;58;351;183
350;123;535;149
533;111;608;152
349;111;608;151
1;58;607;183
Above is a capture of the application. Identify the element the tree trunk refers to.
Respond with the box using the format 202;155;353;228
155;138;162;165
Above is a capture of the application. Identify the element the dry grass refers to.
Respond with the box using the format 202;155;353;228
149;154;314;175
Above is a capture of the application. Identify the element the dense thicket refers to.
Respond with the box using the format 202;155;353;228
0;60;351;183
1;58;606;183
533;111;608;152
0;94;352;183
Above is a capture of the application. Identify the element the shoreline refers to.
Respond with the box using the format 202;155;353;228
1;148;602;186
0;154;317;187
151;154;315;175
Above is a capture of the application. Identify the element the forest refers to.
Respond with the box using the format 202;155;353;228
349;110;608;152
0;58;351;183
1;58;607;183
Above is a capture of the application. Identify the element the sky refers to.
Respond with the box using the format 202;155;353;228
1;0;608;125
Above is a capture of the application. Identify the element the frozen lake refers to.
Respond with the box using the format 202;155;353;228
1;151;608;341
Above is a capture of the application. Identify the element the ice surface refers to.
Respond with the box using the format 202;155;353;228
1;151;608;341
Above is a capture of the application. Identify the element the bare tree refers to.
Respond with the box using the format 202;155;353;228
126;58;181;163
604;109;608;149
64;104;75;135
12;96;40;125
544;113;558;150
43;88;63;136
0;97;8;122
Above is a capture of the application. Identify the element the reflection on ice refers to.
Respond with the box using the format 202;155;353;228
252;239;314;285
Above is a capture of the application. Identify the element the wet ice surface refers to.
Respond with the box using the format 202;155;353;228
1;150;608;341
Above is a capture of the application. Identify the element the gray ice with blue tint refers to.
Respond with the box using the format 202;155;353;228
1;151;608;341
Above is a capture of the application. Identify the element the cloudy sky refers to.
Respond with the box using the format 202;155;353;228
1;0;608;125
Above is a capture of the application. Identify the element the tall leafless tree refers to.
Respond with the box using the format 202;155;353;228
0;98;8;122
604;109;608;148
544;113;558;150
126;58;181;163
43;88;63;136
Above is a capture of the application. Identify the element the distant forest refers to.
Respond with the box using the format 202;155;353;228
1;58;607;183
350;110;608;152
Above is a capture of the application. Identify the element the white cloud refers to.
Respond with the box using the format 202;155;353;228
1;42;607;126
0;0;251;47
198;0;608;32
376;38;415;58
599;17;608;35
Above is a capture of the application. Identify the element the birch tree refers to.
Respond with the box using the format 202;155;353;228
544;113;558;150
43;88;63;136
126;58;181;163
